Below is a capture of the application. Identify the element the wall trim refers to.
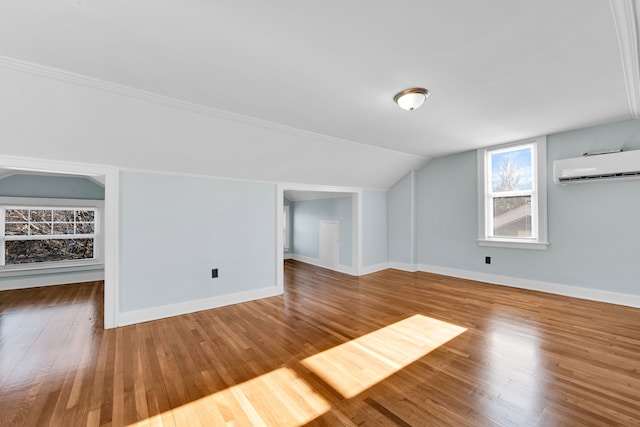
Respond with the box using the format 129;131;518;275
0;269;104;291
361;262;390;275
117;286;282;327
388;262;419;272
611;0;640;118
0;263;104;278
284;252;294;260
419;264;640;309
120;166;278;186
292;254;356;276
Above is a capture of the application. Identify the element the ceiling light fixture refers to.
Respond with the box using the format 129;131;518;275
394;87;430;111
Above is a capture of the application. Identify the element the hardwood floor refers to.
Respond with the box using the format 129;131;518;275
1;260;639;426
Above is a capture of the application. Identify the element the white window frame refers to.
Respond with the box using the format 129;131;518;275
477;136;549;250
0;197;103;274
283;205;290;251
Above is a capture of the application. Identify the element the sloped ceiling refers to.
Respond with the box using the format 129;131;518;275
0;0;638;188
0;169;105;187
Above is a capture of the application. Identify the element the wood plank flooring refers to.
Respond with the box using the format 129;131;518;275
1;260;639;426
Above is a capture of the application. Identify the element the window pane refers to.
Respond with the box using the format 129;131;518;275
30;210;51;222
53;223;75;235
6;209;29;222
76;223;94;234
491;147;533;192
5;238;94;265
5;223;28;236
76;210;95;222
53;210;75;222
493;196;532;237
30;223;52;235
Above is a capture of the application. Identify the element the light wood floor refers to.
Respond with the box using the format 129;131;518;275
1;260;639;426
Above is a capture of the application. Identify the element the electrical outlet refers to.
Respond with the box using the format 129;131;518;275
211;268;219;278
485;256;491;264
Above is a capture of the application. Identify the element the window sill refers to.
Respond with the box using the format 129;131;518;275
0;261;104;277
477;239;549;251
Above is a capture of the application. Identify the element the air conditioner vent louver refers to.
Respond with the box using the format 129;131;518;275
557;171;640;183
553;150;640;185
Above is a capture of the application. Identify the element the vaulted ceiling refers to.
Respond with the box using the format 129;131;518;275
0;1;638;188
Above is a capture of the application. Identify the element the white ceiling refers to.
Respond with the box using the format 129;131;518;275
0;1;637;168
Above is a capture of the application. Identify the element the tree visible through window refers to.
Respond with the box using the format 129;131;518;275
489;145;534;238
2;207;97;266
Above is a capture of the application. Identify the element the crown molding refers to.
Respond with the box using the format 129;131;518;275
0;55;427;161
611;0;640;119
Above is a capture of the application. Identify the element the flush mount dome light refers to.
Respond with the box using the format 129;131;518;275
394;87;430;111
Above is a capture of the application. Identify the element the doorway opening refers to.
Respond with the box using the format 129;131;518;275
276;183;363;292
0;155;118;328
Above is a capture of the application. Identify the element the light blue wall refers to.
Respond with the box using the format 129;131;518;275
0;174;104;199
362;190;388;267
416;151;479;269
416;119;640;296
387;171;415;264
284;197;293;254
119;171;276;312
291;196;352;267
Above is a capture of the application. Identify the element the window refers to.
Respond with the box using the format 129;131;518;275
283;205;290;250
1;205;99;268
477;136;548;250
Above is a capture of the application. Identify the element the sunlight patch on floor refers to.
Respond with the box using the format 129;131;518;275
301;314;467;398
128;367;330;427
127;314;466;426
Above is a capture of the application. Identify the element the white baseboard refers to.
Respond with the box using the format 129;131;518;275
292;254;356;276
388;262;419;272
0;270;105;291
419;264;640;309
284;252;294;260
116;263;640;327
117;286;283;327
361;262;390;275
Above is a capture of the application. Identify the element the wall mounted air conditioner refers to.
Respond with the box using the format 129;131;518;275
553;150;640;184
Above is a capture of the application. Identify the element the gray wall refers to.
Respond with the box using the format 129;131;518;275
387;171;415;264
362;190;388;267
416;119;640;296
119;171;276;312
291;196;353;267
0;174;105;199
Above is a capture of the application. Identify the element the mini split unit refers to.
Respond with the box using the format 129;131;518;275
553;149;640;184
